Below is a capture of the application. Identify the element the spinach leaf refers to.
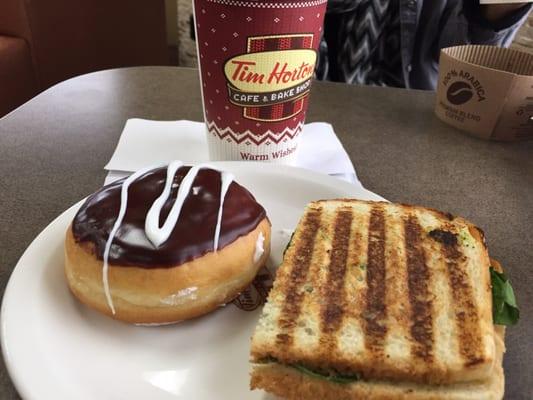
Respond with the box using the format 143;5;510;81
292;364;359;384
490;267;519;326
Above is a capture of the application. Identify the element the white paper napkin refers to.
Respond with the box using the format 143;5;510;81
104;119;360;186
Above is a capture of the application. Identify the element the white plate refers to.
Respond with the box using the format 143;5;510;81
1;162;385;400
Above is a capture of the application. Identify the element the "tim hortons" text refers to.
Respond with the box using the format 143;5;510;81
230;61;314;85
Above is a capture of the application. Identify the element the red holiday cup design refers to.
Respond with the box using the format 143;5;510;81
193;0;327;163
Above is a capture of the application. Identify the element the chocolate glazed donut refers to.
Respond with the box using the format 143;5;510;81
64;164;271;324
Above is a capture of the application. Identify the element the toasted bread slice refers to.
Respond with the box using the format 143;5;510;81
250;326;505;400
251;200;495;385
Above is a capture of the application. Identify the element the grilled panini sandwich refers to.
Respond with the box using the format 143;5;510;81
251;199;506;400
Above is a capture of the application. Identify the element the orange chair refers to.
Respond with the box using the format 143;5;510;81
0;0;169;116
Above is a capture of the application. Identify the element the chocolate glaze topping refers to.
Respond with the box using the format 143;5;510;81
72;166;267;268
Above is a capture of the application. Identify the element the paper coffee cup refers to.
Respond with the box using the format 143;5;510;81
193;0;327;163
435;45;533;141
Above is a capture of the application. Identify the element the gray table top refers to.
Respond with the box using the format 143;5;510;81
0;66;531;399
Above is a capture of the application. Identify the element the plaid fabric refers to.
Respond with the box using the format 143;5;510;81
244;97;305;121
244;34;313;121
316;0;403;87
248;35;313;53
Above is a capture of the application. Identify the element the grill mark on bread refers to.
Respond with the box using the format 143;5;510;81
404;215;434;363
429;229;458;246
276;208;321;346
363;207;387;354
321;210;353;339
442;239;483;367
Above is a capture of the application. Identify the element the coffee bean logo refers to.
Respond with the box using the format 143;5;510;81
447;81;474;105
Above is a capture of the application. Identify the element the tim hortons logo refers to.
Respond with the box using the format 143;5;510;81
223;34;316;122
232;266;274;311
224;50;316;107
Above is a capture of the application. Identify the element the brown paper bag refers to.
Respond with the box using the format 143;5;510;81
435;45;533;141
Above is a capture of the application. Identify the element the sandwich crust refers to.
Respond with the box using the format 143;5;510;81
251;200;495;385
250;327;504;400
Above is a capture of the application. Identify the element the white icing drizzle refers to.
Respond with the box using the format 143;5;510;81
102;161;235;314
145;163;233;250
144;160;184;247
253;232;265;263
213;171;234;251
102;165;159;315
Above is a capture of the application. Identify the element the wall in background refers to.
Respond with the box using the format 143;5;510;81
166;0;179;46
178;0;197;67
